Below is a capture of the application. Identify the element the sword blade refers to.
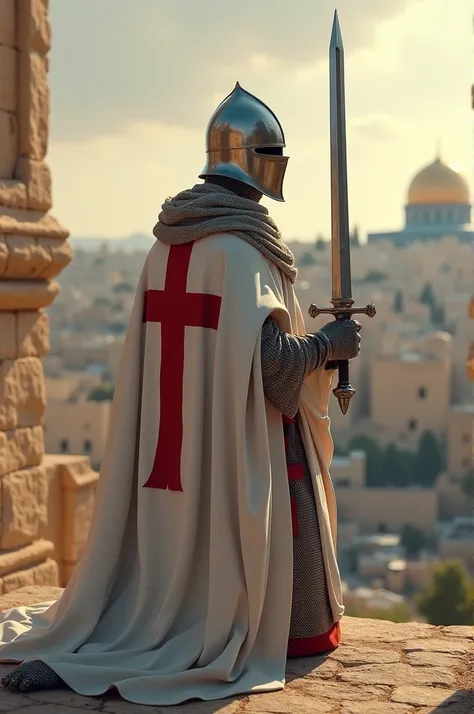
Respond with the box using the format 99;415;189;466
329;10;352;300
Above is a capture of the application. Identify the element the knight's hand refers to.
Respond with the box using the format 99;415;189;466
318;319;361;361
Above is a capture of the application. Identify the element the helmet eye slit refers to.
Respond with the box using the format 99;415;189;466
254;147;284;157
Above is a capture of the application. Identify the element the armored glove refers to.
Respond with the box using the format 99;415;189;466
318;318;361;362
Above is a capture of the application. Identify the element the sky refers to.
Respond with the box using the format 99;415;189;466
48;0;472;242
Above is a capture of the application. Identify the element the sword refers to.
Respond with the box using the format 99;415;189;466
308;10;376;415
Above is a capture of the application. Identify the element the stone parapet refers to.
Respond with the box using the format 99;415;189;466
0;454;98;589
42;454;99;585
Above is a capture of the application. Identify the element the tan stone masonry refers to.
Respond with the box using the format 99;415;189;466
0;1;98;592
0;587;471;713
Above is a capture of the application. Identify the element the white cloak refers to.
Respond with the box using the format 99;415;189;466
0;233;343;706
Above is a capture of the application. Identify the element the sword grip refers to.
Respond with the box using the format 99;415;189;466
332;359;354;415
308;300;376;415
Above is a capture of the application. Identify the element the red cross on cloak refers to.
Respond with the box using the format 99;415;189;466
142;243;222;491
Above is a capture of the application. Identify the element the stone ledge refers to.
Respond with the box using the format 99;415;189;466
0;540;54;578
0;584;61;611
0;590;471;713
0;234;73;280
0;279;60;311
0;208;68;239
0;544;58;594
1;556;58;593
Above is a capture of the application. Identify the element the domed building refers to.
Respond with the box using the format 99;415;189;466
367;157;473;246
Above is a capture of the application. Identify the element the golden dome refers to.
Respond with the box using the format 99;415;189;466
407;158;470;205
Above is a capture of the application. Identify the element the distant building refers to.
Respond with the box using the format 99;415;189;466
331;452;438;536
368;157;474;246
370;339;452;443
447;404;474;477
44;400;112;470
439;517;474;576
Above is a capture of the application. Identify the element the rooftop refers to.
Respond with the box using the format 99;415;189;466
0;586;472;714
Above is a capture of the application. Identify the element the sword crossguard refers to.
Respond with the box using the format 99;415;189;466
308;300;376;320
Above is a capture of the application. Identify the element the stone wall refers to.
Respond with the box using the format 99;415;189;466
0;0;98;592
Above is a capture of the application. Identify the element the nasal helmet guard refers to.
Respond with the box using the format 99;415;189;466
199;82;289;202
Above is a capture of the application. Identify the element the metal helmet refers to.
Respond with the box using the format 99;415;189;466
199;82;289;201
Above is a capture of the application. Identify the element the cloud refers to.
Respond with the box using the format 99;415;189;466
49;0;413;141
349;113;403;142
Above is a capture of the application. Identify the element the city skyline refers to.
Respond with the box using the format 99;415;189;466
48;0;471;241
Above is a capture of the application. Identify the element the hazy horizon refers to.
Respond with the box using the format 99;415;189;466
48;0;472;242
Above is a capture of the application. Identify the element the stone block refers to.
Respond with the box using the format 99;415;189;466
0;356;46;430
0;236;7;274
0;362;16;430
0;0;16;47
441;625;474;639
0;207;68;239
15;158;52;211
33;556;59;586
0;109;17;179
403;638;471;654
0;538;53;576
18;51;49;161
0;584;63;611
0;465;48;548
0;313;17;359
37;236;73;278
2;557;59;592
0;180;28;209
392;685;457;708
246;692;332;714
330;646;401;666
339;662;454;688
0;46;16;112
17;0;51;54
0;425;44;477
340;704;413;714
293;681;390;702
0;278;59;311
17;309;50;357
4;234;53;278
341;616;434;643
406;650;464;668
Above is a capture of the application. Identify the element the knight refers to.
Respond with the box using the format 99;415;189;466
0;84;361;704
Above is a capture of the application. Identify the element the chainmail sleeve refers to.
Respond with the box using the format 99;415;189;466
261;315;331;418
